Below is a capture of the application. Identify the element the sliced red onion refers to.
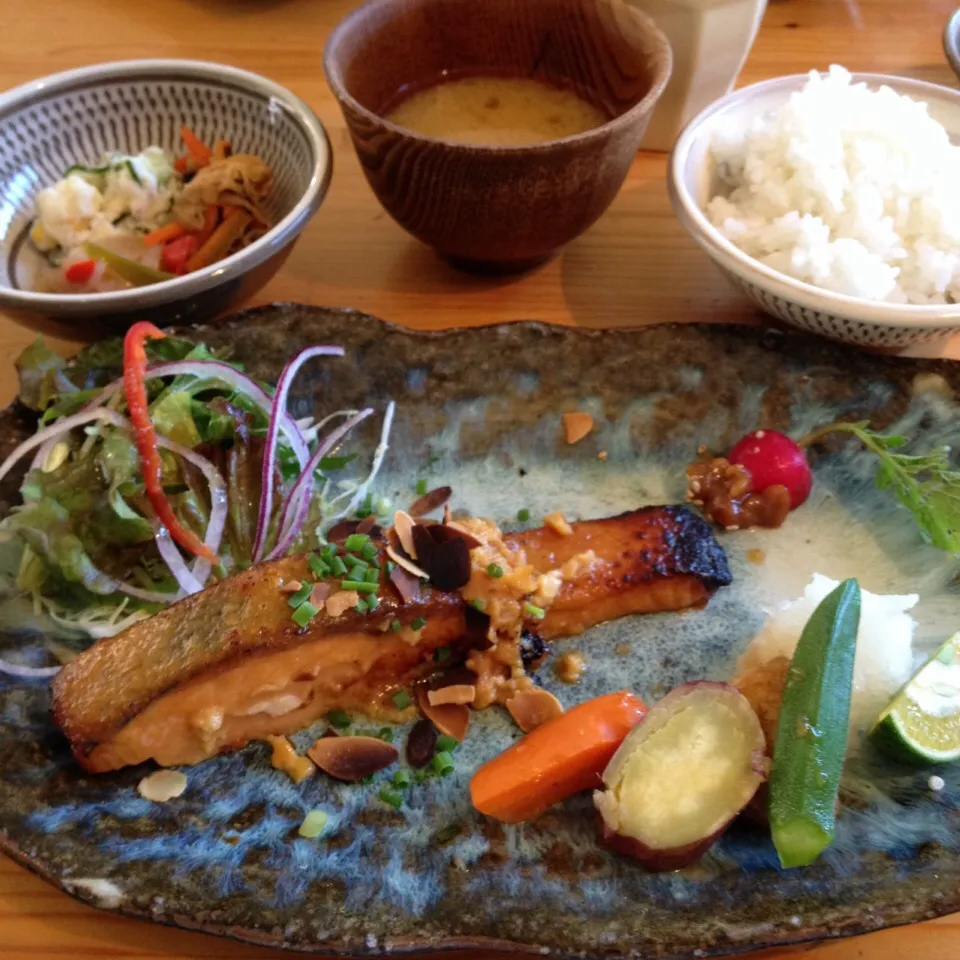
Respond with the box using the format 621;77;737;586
252;346;345;563
326;401;397;523
266;408;374;561
0;659;60;679
0;406;227;599
153;435;228;587
0;407;128;485
154;524;205;595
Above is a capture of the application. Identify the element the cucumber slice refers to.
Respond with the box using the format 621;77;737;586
870;632;960;764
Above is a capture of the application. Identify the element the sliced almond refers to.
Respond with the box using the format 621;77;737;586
386;543;429;580
280;580;303;594
307;735;398;782
310;582;332;608
356;513;377;535
409;485;451;517
506;688;564;733
137;769;187;803
544;511;573;536
563;411;594;445
392;510;418;559
427;684;476;707
417;687;470;742
325;589;360;618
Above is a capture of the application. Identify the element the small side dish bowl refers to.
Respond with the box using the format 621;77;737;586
324;0;671;272
0;59;331;340
669;72;960;349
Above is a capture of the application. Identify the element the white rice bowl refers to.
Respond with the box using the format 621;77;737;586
707;65;960;305
738;573;917;750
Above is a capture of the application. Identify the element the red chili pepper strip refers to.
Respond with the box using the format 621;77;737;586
123;321;217;564
65;259;96;284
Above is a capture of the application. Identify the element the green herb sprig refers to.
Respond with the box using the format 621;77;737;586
803;420;960;555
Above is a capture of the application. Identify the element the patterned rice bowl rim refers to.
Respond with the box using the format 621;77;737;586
0;59;332;309
668;71;960;333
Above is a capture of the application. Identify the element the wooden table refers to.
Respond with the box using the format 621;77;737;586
3;0;960;956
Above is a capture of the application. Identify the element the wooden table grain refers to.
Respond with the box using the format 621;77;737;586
2;0;960;957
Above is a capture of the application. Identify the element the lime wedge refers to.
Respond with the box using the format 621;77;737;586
870;632;960;764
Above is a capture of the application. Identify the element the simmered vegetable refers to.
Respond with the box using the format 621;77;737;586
594;682;767;871
768;578;861;869
470;691;647;823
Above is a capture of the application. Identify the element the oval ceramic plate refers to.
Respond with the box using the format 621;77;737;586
0;305;958;958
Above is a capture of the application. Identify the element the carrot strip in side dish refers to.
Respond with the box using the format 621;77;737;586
185;207;252;272
179;126;212;167
470;691;648;823
193;204;221;247
123;322;217;563
143;222;186;247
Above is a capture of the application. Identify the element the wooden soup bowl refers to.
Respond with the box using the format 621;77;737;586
324;0;672;271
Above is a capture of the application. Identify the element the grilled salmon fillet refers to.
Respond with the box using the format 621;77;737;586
509;505;731;639
52;506;730;772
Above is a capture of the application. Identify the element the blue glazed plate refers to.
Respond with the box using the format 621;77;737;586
0;305;958;957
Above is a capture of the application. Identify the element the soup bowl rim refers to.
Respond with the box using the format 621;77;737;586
322;0;673;154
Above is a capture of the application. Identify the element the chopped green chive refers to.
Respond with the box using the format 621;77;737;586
434;823;461;844
390;618;402;633
392;690;412;710
471;598;487;611
330;556;348;577
434;646;451;663
341;579;379;594
432;751;455;776
345;555;368;571
287;582;312;608
359;774;375;785
385;560;396;575
364;566;380;583
411;616;427;631
320;543;337;561
308;554;330;578
291;601;319;627
356;493;375;518
361;541;379;562
319;453;358;471
298;809;328;839
344;533;371;552
355;599;369;614
416;479;428;496
377;727;394;743
379;787;404;809
327;709;352;729
516;508;530;523
436;734;459;753
366;593;380;612
392;769;412;788
486;563;504;578
524;602;546;619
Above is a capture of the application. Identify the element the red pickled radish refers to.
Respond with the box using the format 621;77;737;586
729;430;812;509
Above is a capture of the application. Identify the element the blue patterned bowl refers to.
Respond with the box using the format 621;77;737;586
669;73;960;350
0;60;331;339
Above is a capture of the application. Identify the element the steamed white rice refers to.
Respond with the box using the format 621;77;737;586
707;65;960;305
738;573;917;750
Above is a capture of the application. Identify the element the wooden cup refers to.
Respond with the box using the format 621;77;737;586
324;0;672;271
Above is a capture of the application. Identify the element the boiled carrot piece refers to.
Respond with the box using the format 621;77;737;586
470;690;647;823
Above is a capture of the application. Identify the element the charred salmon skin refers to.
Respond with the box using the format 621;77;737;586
52;506;730;772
